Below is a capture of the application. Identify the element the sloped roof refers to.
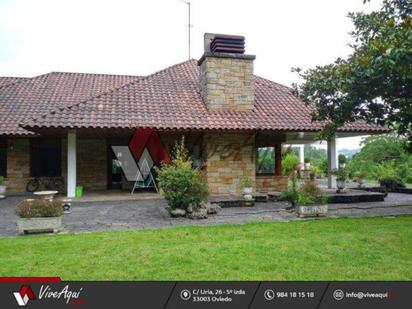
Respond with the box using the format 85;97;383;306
0;72;139;135
0;76;28;88
21;59;387;134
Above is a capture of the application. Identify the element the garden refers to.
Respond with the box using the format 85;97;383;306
1;216;411;280
261;134;412;194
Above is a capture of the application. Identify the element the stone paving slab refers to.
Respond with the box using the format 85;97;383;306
0;194;412;236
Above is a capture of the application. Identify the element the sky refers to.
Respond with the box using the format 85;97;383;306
0;0;382;150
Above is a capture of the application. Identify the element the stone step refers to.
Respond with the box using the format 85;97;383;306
253;192;268;203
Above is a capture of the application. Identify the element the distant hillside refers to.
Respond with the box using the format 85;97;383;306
339;148;360;158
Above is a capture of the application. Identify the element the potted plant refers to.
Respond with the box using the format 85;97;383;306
240;177;253;200
304;157;311;170
338;154;347;168
16;199;63;234
295;181;328;217
354;171;367;188
332;168;348;193
0;176;6;196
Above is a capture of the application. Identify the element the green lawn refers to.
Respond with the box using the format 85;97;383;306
1;216;411;280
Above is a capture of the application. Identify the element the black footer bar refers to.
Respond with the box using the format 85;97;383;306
1;280;411;308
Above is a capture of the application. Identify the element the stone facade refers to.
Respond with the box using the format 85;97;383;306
199;53;255;111
256;175;288;193
62;138;107;191
4;134;287;196
4;138;107;194
203;132;255;194
4;139;30;193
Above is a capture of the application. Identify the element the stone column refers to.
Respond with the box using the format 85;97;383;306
67;130;77;197
327;136;338;189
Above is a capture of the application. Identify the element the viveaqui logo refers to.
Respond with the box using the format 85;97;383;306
13;285;36;306
13;284;84;306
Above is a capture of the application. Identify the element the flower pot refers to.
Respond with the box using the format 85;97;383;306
297;205;328;218
17;216;62;234
243;187;253;200
358;178;365;188
304;163;311;170
336;179;346;191
0;185;6;195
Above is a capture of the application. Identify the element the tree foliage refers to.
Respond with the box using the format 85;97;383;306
347;134;412;182
293;0;412;146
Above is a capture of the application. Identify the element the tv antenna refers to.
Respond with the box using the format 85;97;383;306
178;0;192;59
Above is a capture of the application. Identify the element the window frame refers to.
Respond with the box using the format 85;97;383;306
256;146;276;175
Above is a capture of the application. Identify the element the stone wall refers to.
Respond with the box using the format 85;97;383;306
4;137;107;194
4;139;30;193
199;54;255;111
203;132;255;195
62;138;107;191
256;175;288;193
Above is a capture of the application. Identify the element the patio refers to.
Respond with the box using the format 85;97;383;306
1;193;412;236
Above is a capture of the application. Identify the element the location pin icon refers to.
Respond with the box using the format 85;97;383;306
181;289;191;300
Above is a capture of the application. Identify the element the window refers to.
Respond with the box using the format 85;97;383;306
256;147;275;174
0;138;6;176
30;139;61;177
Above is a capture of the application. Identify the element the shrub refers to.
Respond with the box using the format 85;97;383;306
375;162;405;191
278;172;299;207
338;154;347;165
281;154;300;176
331;168;348;181
299;181;327;205
279;178;327;207
304;157;311;164
0;176;4;185
156;138;209;212
310;165;323;178
16;199;63;218
319;158;329;176
354;171;368;179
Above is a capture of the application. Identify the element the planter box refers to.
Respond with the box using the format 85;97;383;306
297;205;328;218
17;216;62;234
0;185;6;195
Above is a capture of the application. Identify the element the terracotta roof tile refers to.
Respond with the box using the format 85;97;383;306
1;60;387;135
0;76;28;88
23;60;387;133
0;72;139;135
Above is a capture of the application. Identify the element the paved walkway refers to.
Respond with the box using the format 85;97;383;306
1;194;412;236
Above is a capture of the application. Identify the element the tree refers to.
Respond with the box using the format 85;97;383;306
347;134;412;182
293;0;412;147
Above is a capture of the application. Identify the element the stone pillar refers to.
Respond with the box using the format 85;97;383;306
203;132;255;195
67;130;77;197
327;136;338;189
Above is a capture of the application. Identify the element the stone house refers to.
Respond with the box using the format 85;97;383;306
0;33;387;197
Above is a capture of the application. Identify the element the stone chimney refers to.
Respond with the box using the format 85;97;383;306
198;33;255;111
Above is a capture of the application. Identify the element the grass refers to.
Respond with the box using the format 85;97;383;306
0;216;411;280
